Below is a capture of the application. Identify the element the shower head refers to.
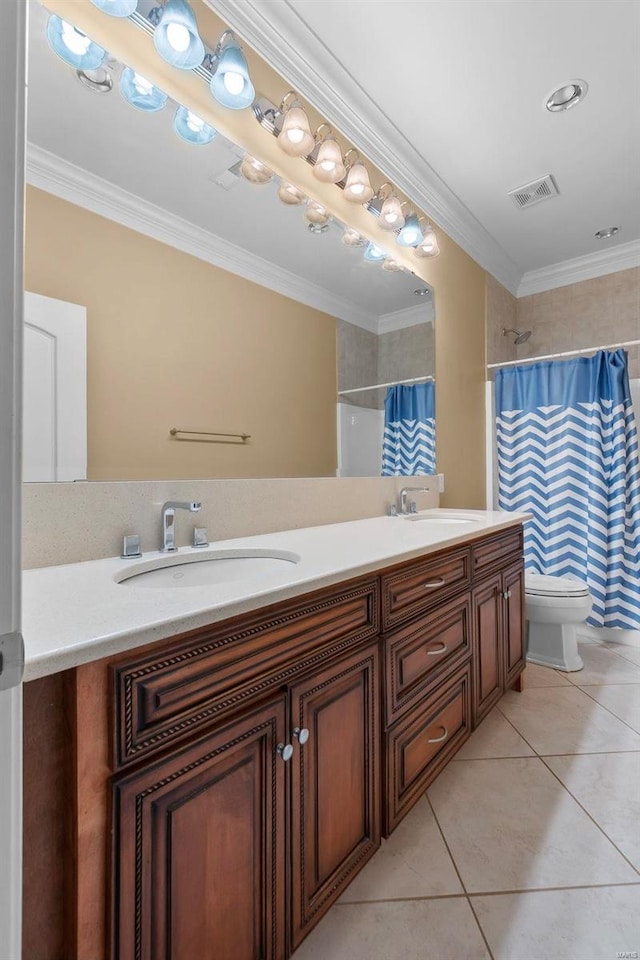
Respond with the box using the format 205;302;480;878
503;328;532;345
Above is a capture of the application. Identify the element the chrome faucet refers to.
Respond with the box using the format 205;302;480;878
161;501;202;552
398;486;431;515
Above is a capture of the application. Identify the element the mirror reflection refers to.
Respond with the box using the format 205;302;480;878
24;1;435;481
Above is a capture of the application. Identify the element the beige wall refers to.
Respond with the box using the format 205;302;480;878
516;268;640;377
24;187;338;480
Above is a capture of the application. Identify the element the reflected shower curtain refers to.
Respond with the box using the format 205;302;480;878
382;382;436;476
496;349;640;629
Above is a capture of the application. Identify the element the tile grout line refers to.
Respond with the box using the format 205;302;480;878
337;879;640;907
537;755;640;880
424;793;496;960
573;683;640;738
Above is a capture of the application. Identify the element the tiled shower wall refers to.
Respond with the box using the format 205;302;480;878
337;319;436;409
486;267;640;377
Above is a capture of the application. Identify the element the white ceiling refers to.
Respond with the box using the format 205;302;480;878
211;0;640;291
26;1;430;330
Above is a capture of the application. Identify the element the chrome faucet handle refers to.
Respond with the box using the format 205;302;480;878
193;526;209;548
410;501;418;514
121;534;142;559
388;503;398;517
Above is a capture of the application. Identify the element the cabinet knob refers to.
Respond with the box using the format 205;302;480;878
277;742;294;762
427;641;448;657
424;577;446;590
427;725;448;744
293;727;310;745
502;589;512;600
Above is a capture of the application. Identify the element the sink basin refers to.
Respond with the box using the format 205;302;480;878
116;548;301;589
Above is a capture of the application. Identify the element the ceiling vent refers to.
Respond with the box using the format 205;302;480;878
508;174;559;209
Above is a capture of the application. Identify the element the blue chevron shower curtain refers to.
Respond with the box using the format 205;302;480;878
496;349;640;629
382;382;436;475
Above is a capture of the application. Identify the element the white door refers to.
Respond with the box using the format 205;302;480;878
23;292;87;482
0;2;26;957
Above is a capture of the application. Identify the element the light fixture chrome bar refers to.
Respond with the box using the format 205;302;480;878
487;339;640;369
169;427;251;442
338;375;434;396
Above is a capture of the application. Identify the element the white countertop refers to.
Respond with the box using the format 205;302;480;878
22;509;527;681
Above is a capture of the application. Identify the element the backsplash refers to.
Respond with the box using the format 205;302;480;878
22;476;440;568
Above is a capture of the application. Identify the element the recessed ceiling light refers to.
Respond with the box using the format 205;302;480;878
595;226;619;240
76;66;113;93
546;80;588;112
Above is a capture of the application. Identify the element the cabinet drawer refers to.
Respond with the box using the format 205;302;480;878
384;593;471;727
381;548;471;631
472;527;522;578
113;578;379;768
384;663;471;835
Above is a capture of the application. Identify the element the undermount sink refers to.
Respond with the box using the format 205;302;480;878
116;548;301;589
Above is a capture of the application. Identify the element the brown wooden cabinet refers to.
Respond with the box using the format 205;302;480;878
471;560;526;726
23;524;526;960
289;643;380;950
113;697;288;960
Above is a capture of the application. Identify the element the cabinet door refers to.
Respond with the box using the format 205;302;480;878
503;561;526;687
112;696;287;960
472;573;504;725
289;642;380;950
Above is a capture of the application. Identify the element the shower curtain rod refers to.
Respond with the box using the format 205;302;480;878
487;338;640;369
338;374;434;396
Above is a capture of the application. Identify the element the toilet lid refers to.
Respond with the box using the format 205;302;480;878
525;573;590;598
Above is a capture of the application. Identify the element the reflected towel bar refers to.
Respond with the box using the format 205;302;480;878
169;428;251;443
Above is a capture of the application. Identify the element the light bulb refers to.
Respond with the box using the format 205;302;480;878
223;71;244;95
287;127;305;144
186;111;205;132
133;73;153;95
350;183;365;196
320;159;336;172
166;21;190;52
61;21;91;55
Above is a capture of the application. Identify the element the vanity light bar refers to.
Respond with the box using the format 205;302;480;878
253;97;348;187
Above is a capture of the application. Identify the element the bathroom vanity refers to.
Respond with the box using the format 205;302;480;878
22;512;526;960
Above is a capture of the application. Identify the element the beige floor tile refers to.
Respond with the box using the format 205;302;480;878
454;707;535;760
521;662;571;687
427;757;637;892
545;752;640;869
339;797;462;902
472;885;640;960
579;684;640;734
567;642;640;686
291;898;490;960
604;642;640;667
498;686;640;755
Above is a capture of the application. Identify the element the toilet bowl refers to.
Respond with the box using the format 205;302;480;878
525;574;593;672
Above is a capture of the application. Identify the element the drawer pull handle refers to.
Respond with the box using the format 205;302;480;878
424;577;446;589
427;642;449;656
293;727;310;745
427;725;448;744
277;742;294;762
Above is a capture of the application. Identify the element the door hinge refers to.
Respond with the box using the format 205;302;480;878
0;631;24;691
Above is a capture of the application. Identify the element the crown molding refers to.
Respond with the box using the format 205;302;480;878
377;302;435;335
517;239;640;298
206;0;523;296
26;143;380;332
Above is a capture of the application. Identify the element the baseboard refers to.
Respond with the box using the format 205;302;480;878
577;625;640;648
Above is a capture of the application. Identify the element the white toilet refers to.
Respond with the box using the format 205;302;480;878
524;573;593;672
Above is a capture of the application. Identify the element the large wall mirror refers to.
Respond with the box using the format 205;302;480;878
24;0;435;482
